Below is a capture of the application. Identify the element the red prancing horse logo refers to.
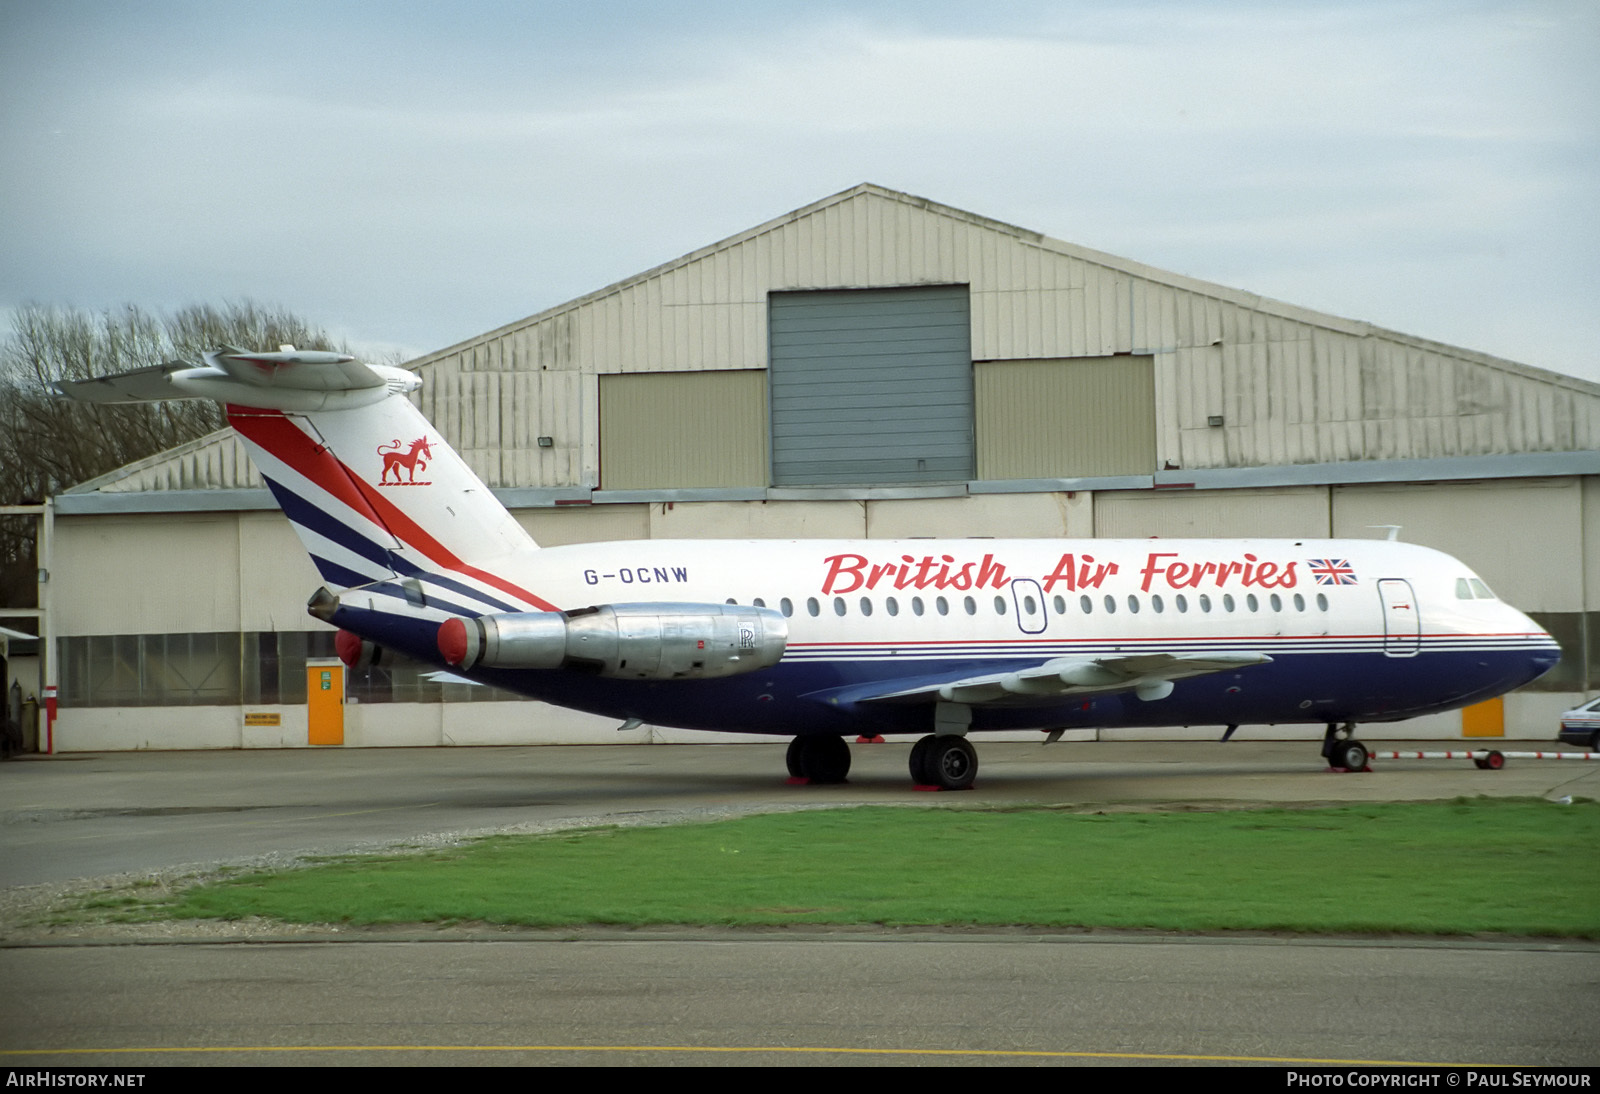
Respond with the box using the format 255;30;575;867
378;437;433;485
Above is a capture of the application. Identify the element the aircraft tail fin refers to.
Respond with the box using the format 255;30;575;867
56;347;544;604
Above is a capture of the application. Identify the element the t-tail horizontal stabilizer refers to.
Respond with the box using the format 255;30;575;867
51;345;420;412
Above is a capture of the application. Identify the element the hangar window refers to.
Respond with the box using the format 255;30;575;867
975;355;1157;480
599;370;769;490
769;286;974;486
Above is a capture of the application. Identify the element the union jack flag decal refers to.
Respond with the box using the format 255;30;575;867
1308;559;1358;585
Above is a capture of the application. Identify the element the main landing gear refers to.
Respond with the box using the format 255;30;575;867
786;735;851;784
782;733;980;790
909;734;979;791
1321;722;1370;773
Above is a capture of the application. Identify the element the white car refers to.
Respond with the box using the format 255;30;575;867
1558;697;1600;750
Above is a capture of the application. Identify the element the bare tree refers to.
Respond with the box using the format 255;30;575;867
0;302;349;608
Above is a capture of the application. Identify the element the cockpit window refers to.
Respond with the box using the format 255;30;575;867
1455;578;1473;600
1470;579;1495;600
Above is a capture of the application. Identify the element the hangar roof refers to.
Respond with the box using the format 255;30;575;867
63;182;1600;509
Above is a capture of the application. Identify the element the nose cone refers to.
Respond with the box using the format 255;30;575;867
1514;609;1563;688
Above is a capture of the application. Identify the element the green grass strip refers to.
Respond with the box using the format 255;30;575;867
162;798;1600;937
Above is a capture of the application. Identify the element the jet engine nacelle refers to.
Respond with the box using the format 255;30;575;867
437;602;787;680
335;629;387;669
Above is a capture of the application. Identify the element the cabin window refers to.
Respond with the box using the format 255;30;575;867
1103;595;1116;614
1246;594;1260;612
833;597;846;617
725;597;737;605
912;596;925;616
1456;578;1474;600
993;596;1008;615
1021;594;1037;615
1317;593;1329;612
1269;593;1282;612
1199;594;1212;613
1080;595;1092;614
1223;594;1235;613
963;596;977;615
1127;595;1140;614
1053;595;1066;614
859;597;873;616
1293;593;1305;612
937;596;950;616
886;596;899;616
807;597;820;617
752;597;765;608
1175;594;1188;613
781;597;794;617
1151;594;1164;614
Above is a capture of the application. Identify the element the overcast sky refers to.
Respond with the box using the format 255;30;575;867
2;0;1595;381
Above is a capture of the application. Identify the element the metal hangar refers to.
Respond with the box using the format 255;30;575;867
38;183;1600;750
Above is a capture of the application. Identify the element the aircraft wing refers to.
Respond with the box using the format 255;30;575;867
856;651;1272;705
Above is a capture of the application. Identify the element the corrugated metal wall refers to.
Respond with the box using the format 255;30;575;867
105;183;1600;493
768;287;973;486
975;356;1155;479
599;371;768;489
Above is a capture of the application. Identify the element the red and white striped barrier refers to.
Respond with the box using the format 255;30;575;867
1369;749;1600;771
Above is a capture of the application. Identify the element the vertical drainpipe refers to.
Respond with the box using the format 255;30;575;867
38;497;55;753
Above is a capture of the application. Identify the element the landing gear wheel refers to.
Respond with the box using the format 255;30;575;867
925;735;978;791
1474;750;1505;771
909;735;936;785
1332;739;1369;772
789;735;851;784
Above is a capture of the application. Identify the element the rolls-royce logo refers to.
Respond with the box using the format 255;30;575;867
378;437;433;485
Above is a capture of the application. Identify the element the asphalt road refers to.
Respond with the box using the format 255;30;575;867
2;740;1597;1067
5;739;1598;887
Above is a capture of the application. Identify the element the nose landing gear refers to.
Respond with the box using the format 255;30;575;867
1322;722;1371;773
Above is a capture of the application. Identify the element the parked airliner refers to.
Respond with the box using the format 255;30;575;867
58;347;1561;788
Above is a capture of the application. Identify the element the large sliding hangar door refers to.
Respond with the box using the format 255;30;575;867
769;286;974;486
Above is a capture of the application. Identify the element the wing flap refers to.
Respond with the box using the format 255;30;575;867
861;651;1272;706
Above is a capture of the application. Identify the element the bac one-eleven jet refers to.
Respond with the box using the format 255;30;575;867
58;347;1561;789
